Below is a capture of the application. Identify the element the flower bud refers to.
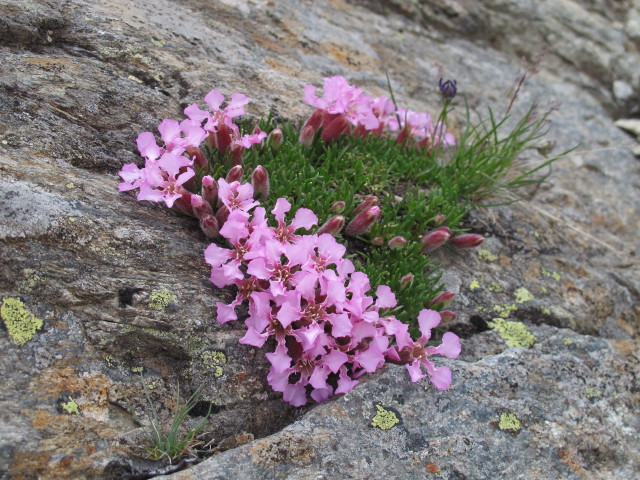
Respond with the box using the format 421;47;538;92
185;146;207;172
400;273;414;286
438;78;458;100
420;228;451;253
321;114;349;143
388;236;407;250
345;206;381;237
229;144;244;167
226;165;243;183
216;205;230;228
372;236;384;246
199;214;219;239
450;233;485;249
172;191;194;216
317;215;345;236
215;123;233;156
201;175;218;207
353;195;379;215
432;214;446;226
330;201;346;213
299;125;316;147
251;165;270;200
427;291;455;308
268;128;283;150
439;310;457;323
191;194;213;219
302;108;325;131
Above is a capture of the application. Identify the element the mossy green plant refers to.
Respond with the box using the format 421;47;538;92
148;287;177;311
1;297;43;346
488;318;536;348
498;412;520;432
371;404;400;430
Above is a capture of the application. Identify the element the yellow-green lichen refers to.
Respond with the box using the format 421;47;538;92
104;355;117;368
514;287;534;304
498;412;520;432
200;350;227;377
371;404;399;430
585;387;602;399
539;307;551;315
477;249;498;262
540;286;548;294
1;297;43;346
148;288;177;311
533;231;540;238
551;271;561;282
147;380;158;390
131;366;144;373
541;268;549;277
488;318;536;348
469;280;481;291
563;338;574;346
488;282;503;293
61;397;79;415
492;303;518;318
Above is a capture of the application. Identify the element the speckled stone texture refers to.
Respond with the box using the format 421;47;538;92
1;0;638;478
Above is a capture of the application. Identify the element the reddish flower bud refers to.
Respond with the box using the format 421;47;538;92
372;236;384;246
400;273;414;286
299;125;316;147
345;206;381;237
191;194;213;219
433;214;446;226
321;114;349;143
216;205;230;228
199;214;219;239
172;190;194;216
353;195;379;215
450;233;485;249
268;128;283;150
317;215;345;236
201;175;218;207
330;201;346;213
229;144;244;167
251;165;270;200
439;310;457;323
185;146;207;172
388;236;407;250
427;291;456;308
215;123;233;156
420;228;451;253
226;165;243;183
302;108;325;131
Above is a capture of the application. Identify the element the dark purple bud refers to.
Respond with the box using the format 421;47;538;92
191;194;213;219
317;215;345;236
229;144;244;167
185;146;207;172
427;291;455;308
345;206;381;237
330;201;346;213
268;128;283;150
439;78;457;100
439;310;457;323
353;195;379;215
450;233;484;249
226;165;243;183
400;273;414;286
388;236;407;250
199;214;219;239
371;236;384;246
432;214;446;226
420;228;451;253
201;175;218;207
299;125;316;147
321;114;349;143
215;205;230;228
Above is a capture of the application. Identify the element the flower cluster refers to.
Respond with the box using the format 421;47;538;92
118;89;269;238
204;181;461;406
300;75;455;150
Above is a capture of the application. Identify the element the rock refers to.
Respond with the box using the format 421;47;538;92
615;118;640;137
1;0;638;478
159;326;639;479
613;80;634;103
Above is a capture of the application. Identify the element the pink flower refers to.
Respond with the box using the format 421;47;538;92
217;178;259;213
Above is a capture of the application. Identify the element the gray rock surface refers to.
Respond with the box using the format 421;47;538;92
1;0;638;479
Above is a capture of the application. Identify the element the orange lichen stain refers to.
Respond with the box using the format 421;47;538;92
22;57;79;71
426;462;442;474
321;43;376;68
86;445;97;456
29;361;113;405
557;448;587;475
252;34;286;54
59;455;74;468
331;405;347;417
610;339;638;357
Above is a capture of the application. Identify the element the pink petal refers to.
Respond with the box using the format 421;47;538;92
303;84;320;108
355;342;385;373
267;367;291;392
283;383;307;407
321;349;348;373
136;131;162;161
406;362;426;382
272;197;291;223
216;300;238;323
246;258;272;280
310;387;333;403
328;313;352;338
204;89;225;111
375;285;397;309
309;366;329;389
277;297;301;329
291;208;318;231
417;309;441;342
426;332;462;359
204;243;233;267
184;103;210;124
265;343;291;374
335;367;359;394
426;363;452;390
239;327;268;348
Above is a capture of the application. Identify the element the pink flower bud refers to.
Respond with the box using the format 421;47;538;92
229;144;244;167
199;214;219;239
172;191;194;216
185;146;207;172
251;165;270;200
268;128;283;150
450;233;485;249
372;236;384;246
191;194;213;219
388;236;407;250
400;273;414;286
420;228;451;253
353;196;379;215
302;108;325;131
345;206;381;237
439;310;457;322
215;123;233;156
317;215;345;236
299;125;316;147
331;201;346;213
321;114;349;143
201;175;218;207
216;206;230;228
226;165;243;183
427;291;455;308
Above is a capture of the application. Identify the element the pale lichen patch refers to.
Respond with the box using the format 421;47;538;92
514;287;534;304
488;318;536;348
148;287;177;311
1;297;43;346
498;412;520;432
371;404;399;430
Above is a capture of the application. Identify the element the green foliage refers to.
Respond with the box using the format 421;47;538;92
141;380;211;462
